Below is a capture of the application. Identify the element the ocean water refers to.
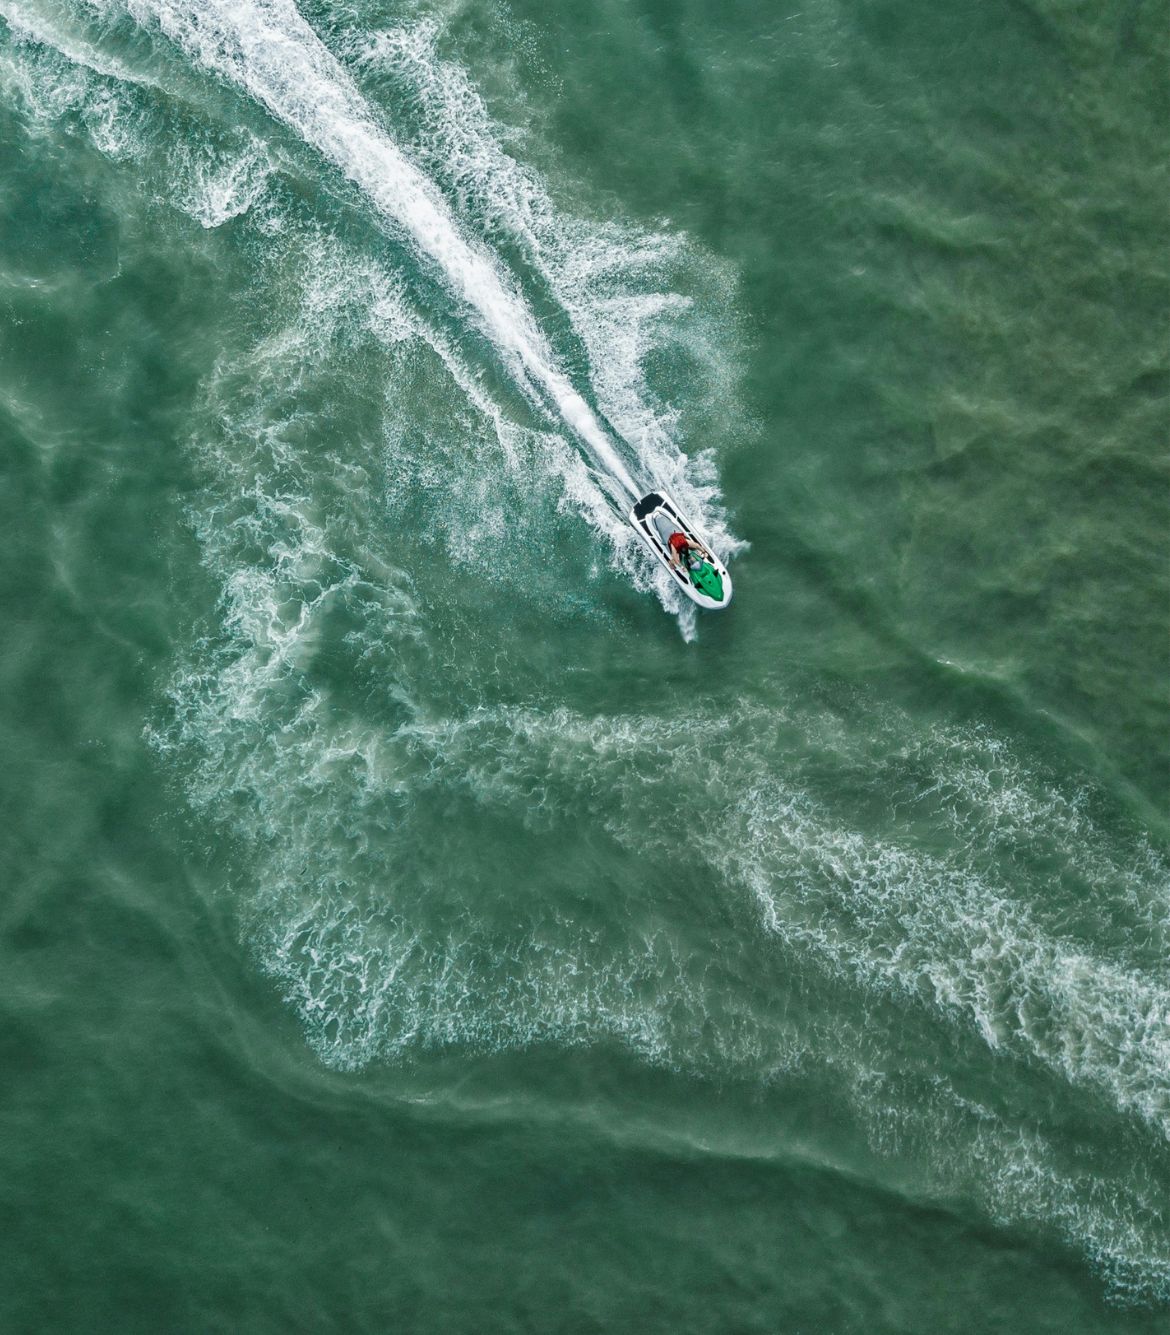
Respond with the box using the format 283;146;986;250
1;0;1167;1329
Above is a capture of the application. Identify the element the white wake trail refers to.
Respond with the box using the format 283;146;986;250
127;0;640;503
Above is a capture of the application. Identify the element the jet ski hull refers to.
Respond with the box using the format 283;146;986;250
628;491;732;610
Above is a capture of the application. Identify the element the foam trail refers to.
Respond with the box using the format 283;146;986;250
125;0;640;503
1;0;159;91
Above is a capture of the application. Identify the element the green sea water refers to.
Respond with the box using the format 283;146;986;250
2;0;1168;1329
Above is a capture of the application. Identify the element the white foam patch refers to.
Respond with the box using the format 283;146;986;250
1;8;271;226
853;1066;1170;1305
175;132;272;227
463;706;1170;1133
0;0;160;98
729;774;1170;1132
0;5;142;154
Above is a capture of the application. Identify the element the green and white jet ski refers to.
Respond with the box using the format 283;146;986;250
629;491;732;610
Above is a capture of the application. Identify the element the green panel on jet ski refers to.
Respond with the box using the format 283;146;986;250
691;562;724;601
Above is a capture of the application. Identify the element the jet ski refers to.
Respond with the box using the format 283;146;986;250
629;491;732;610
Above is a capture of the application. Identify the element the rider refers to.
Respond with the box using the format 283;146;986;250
667;530;707;572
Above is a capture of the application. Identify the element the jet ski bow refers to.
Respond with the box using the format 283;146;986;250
629;491;732;610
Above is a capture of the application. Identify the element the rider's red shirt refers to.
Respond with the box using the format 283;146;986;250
668;532;689;554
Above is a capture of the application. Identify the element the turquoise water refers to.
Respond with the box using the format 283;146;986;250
2;0;1168;1329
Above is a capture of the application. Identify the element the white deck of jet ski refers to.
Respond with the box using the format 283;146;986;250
628;490;732;610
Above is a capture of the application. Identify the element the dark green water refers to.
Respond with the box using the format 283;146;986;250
2;0;1168;1329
